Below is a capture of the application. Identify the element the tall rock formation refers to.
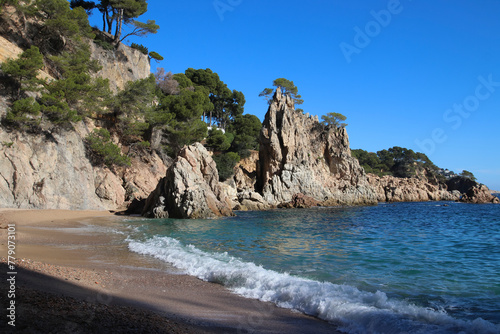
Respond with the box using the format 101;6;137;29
142;143;233;219
257;88;377;206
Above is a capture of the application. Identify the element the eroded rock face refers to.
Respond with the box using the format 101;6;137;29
89;42;150;93
142;143;233;219
366;174;461;202
257;88;377;207
0;123;169;210
460;185;500;204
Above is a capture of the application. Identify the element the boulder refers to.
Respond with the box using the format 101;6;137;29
278;193;321;209
142;143;233;219
235;191;272;211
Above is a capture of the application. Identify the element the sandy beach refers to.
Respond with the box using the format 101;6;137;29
0;209;342;333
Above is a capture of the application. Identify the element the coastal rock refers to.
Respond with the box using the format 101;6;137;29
235;191;272;211
366;174;460;202
258;87;377;207
233;150;259;191
278;193;321;209
0;122;169;210
0;125;104;209
460;185;500;204
142;143;233;219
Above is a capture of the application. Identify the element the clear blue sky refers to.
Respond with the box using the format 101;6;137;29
87;1;500;190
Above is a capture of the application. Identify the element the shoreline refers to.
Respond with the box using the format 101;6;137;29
0;209;341;333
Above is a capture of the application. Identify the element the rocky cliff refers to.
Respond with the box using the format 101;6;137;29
257;87;378;207
0;7;163;210
89;40;150;93
0;121;168;210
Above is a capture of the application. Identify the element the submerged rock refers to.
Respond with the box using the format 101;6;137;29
142;143;233;219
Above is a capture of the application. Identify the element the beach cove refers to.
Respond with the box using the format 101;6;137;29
0;209;341;333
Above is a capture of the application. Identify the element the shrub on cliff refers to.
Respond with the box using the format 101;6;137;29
111;74;156;143
0;46;45;99
4;97;41;130
206;129;232;152
85;128;131;167
213;152;240;181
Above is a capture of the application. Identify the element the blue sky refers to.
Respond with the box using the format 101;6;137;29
87;1;500;190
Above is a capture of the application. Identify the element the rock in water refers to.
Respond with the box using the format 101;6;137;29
257;87;377;206
460;184;500;204
143;143;233;219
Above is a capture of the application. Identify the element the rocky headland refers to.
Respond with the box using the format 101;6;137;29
0;4;497;216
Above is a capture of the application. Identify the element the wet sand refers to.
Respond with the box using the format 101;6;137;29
0;209;342;333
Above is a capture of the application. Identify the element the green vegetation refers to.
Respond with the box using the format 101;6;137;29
228;114;261;157
352;146;441;179
85;128;131;167
148;51;163;62
1;46;45;99
321;112;347;128
69;0;157;44
460;170;477;182
212;152;240;181
0;2;262;173
131;42;148;54
259;78;304;112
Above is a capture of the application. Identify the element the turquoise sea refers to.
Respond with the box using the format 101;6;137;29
121;202;500;334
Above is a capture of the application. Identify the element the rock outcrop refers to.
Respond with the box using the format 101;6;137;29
0;122;168;210
278;193;321;209
0;5;158;211
460;185;500;204
366;174;461;202
257;88;377;207
89;41;150;93
142;143;233;219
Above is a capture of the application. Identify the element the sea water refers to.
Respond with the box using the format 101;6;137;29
123;202;500;333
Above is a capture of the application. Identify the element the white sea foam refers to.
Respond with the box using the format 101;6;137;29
128;236;500;334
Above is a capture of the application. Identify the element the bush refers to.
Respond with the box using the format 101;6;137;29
131;43;148;55
85;128;131;167
94;39;114;50
206;129;231;151
212;152;240;181
4;97;41;129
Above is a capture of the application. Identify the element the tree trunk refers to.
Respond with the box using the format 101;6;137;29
114;9;124;44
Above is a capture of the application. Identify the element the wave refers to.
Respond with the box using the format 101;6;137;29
128;236;500;334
